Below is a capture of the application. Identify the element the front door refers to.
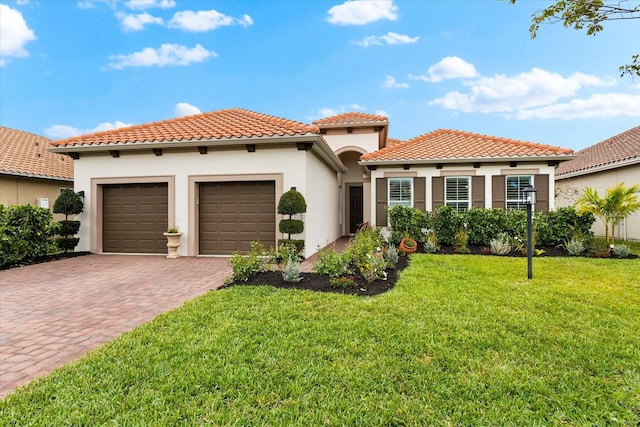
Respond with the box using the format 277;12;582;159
348;185;364;234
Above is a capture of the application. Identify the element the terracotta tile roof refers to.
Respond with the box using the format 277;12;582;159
0;126;74;181
361;129;573;162
387;137;404;147
313;112;388;126
50;108;320;148
555;126;640;177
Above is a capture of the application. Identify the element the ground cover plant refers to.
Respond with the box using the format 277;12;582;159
1;256;638;425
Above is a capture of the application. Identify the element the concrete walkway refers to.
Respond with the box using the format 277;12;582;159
0;255;231;397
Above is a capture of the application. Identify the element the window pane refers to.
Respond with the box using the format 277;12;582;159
506;175;532;210
445;177;470;213
388;178;412;207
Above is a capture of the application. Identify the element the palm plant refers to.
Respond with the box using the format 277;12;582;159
576;182;640;242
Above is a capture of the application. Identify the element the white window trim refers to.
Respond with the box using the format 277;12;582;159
388;177;413;208
445;176;471;213
506;175;533;210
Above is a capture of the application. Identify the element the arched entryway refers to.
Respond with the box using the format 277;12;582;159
337;148;369;235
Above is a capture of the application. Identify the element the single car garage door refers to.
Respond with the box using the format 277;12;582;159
199;181;276;255
103;183;168;253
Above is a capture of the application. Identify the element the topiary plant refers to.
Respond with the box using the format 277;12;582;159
277;189;307;246
53;189;84;252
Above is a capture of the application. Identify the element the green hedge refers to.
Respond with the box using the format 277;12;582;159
388;205;595;247
0;204;58;266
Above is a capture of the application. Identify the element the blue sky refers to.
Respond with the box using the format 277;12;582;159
1;0;638;151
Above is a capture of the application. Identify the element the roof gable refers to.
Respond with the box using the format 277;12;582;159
50;108;320;148
0;126;74;181
361;129;573;162
555;126;640;177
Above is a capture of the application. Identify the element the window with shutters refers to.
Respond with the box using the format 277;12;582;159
506;175;532;210
445;177;470;213
388;178;413;208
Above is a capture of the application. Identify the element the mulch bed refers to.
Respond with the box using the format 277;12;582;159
0;252;91;270
225;256;409;297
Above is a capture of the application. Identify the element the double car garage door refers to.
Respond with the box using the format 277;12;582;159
102;181;275;255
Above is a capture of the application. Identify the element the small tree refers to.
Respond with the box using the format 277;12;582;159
53;189;84;252
576;182;640;242
277;188;307;252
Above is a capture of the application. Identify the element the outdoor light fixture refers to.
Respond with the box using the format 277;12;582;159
523;186;537;280
76;190;85;199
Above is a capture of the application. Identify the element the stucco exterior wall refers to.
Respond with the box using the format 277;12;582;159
555;164;640;240
368;162;558;226
322;129;379;155
303;151;341;256
72;145;338;256
0;175;73;220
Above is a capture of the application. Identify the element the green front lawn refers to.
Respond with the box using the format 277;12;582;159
2;256;639;425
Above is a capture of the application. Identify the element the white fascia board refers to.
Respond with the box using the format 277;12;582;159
359;154;576;167
555;157;640;180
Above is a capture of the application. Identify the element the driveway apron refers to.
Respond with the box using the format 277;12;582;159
0;254;230;397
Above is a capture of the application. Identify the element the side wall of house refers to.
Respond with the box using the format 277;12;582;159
368;162;557;226
72;145;338;256
0;175;73;220
555;164;640;240
303;152;341;256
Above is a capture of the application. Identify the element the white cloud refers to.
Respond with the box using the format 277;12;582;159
0;4;37;65
356;31;418;47
168;10;253;32
174;102;201;117
327;0;397;25
410;56;477;83
382;75;408;89
107;43;216;69
429;67;614;113
515;94;640;120
375;109;389;117
319;108;339;117
77;0;118;9
125;0;175;10
45;121;134;139
115;12;163;31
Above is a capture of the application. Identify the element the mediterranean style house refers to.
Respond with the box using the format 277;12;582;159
555;126;640;241
48;109;574;257
1;126;74;213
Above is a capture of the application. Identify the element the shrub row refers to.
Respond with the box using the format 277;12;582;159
0;204;59;267
388;205;595;247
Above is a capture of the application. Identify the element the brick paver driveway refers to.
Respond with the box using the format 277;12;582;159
0;254;231;397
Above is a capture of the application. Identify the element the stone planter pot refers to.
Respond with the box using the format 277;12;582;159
163;232;183;259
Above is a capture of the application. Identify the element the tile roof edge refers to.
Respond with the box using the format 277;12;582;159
556;156;640;179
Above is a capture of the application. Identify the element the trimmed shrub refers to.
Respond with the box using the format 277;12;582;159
0;204;58;266
53;189;83;220
279;219;304;235
277;239;304;254
387;205;432;242
227;241;270;283
433;206;462;246
277;189;307;241
536;207;595;246
53;189;84;252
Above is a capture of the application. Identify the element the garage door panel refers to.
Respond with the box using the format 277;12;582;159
199;181;275;255
103;183;168;253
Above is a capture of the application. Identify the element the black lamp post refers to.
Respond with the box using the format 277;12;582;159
523;186;537;280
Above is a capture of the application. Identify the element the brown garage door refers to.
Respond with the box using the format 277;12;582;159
103;183;168;253
199;181;276;255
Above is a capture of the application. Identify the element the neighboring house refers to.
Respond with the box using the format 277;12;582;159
0;126;74;212
555;126;640;241
48;108;574;257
